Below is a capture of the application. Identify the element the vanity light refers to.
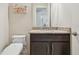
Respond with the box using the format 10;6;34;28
13;4;27;14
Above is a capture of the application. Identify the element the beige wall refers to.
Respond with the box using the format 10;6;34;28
0;3;9;53
9;3;32;35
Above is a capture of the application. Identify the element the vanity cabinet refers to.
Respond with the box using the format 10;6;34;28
30;34;70;55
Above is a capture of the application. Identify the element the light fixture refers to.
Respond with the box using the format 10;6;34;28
13;4;27;14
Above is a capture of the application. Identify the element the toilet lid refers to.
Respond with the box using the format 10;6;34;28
12;35;26;38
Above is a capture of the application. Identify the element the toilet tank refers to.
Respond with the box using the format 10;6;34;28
12;35;26;45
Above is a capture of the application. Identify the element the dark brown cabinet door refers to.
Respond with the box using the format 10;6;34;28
30;34;70;55
52;42;70;55
30;42;50;55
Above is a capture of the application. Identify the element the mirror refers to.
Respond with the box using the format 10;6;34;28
36;8;47;27
32;3;50;27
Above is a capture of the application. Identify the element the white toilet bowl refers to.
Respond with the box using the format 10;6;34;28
1;43;23;55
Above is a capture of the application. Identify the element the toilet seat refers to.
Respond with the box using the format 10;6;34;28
1;43;23;55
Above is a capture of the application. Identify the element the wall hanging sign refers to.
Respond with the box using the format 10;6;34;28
12;4;28;14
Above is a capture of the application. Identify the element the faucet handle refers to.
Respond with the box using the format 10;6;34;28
43;24;46;27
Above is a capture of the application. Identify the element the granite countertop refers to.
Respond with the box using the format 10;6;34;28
29;30;71;34
29;27;71;34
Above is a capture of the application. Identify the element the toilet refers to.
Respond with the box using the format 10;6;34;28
1;35;26;55
12;35;26;45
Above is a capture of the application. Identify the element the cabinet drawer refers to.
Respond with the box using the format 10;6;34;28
30;34;70;41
